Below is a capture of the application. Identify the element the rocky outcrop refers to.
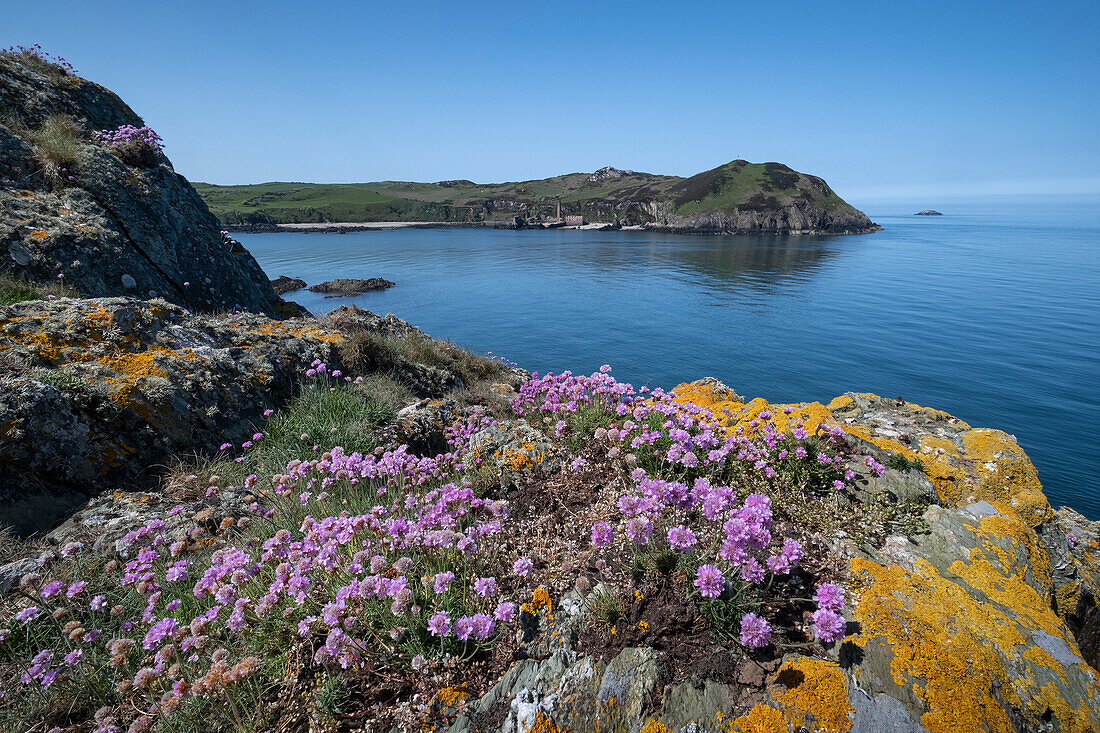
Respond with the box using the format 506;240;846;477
660;198;880;235
307;277;395;297
0;53;288;316
915;210;943;216
0;297;345;534
449;380;1100;733
270;275;306;295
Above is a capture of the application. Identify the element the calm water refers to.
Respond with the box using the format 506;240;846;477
239;197;1100;519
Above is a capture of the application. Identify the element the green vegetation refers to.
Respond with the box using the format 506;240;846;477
0;272;77;305
192;160;866;228
886;454;927;474
12;114;83;185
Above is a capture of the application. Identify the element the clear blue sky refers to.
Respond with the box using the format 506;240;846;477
5;0;1099;202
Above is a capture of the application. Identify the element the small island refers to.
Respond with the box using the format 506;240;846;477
914;209;944;216
308;277;396;298
269;275;307;295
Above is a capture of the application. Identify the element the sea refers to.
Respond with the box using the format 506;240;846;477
238;195;1100;519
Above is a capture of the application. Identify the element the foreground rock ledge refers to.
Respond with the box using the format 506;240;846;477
448;381;1100;733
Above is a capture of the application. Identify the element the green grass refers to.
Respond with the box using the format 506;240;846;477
192;159;864;227
0;372;511;732
0;272;78;305
885;454;927;474
185;380;397;490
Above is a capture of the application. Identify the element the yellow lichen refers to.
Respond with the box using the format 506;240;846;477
728;704;789;733
528;711;567;733
639;721;672;733
433;684;468;708
849;555;1098;733
772;657;852;733
521;586;553;617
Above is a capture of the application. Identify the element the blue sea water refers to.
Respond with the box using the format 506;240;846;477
238;196;1100;519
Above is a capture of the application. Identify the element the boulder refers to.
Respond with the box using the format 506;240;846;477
270;275;307;295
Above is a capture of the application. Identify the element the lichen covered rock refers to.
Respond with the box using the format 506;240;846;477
453;379;1100;733
0;296;343;533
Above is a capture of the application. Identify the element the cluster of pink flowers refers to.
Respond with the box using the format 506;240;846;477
517;367;859;649
0;365;527;729
3;44;75;74
92;125;163;151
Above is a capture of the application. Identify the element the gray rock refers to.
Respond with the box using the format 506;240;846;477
849;687;928;733
0;557;38;596
462;420;561;488
0;54;290;317
0;297;344;534
308;277;395;298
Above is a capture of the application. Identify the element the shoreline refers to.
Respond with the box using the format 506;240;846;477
227;221;884;236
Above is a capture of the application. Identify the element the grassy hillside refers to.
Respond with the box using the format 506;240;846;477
193;160;868;230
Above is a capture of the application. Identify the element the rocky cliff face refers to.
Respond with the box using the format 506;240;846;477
0;297;342;533
0;53;288;316
0;297;479;535
662;197;879;235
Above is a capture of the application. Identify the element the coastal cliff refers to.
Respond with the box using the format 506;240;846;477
0;51;292;316
1;295;1097;731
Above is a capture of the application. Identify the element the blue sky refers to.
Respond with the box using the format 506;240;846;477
4;0;1099;202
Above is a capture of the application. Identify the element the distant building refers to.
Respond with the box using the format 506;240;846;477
564;215;584;226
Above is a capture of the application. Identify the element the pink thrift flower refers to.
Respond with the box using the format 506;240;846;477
694;564;724;598
812;608;846;642
591;522;615;548
739;613;771;648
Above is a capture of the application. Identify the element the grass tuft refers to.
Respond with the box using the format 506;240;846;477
0;272;79;306
885;454;926;474
14;114;84;186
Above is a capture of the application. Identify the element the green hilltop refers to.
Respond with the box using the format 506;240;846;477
193;160;878;235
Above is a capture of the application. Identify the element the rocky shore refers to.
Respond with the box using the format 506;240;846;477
0;46;1096;733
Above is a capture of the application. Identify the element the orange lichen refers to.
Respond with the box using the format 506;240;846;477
528;711;568;733
639;721;672;733
522;586;553;617
433;684;468;708
849;555;1099;733
728;704;789;733
28;229;48;241
496;440;544;471
675;383;1055;528
772;657;852;733
244;321;344;344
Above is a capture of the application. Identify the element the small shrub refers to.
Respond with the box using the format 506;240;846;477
885;454;926;474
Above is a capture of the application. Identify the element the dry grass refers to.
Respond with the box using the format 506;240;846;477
0;525;37;565
15;114;83;184
338;327;510;409
356;372;413;413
